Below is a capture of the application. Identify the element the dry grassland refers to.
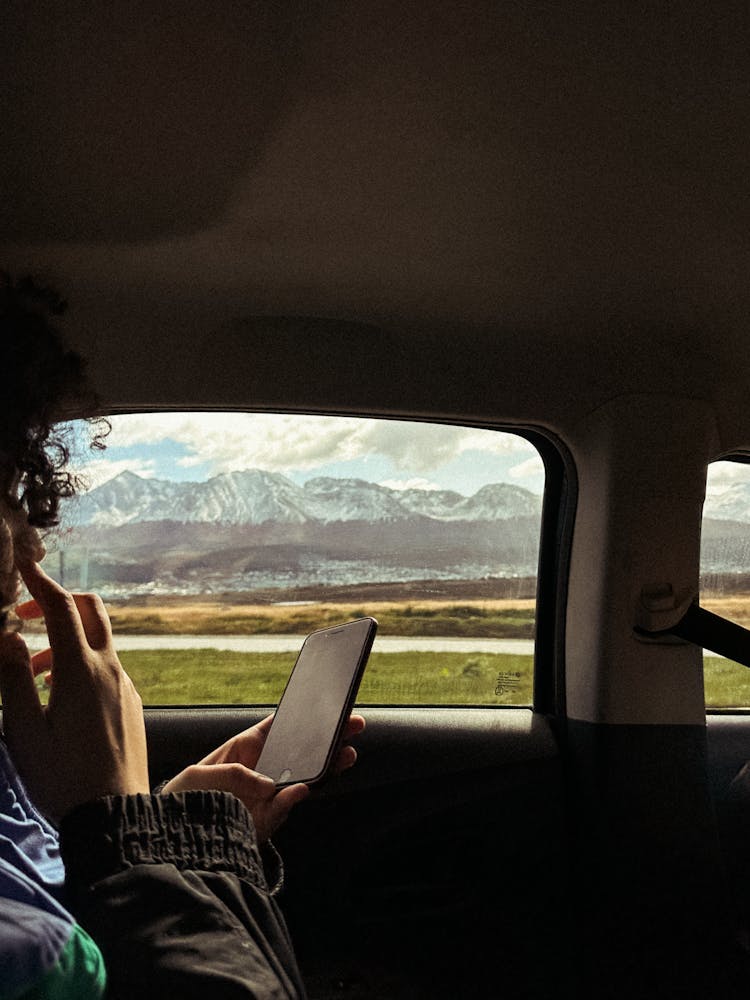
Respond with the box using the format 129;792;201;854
701;596;750;629
104;597;537;637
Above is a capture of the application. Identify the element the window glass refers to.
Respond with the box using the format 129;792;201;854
702;460;750;707
28;414;543;707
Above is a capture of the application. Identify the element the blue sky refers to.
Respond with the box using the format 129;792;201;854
68;413;545;497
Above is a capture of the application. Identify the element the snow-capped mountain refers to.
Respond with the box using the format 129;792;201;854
301;477;415;523
703;481;750;523
74;469;316;527
71;469;543;528
455;483;542;520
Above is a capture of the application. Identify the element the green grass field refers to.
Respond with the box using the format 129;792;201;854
702;658;750;708
21;648;750;708
18;649;750;708
16;592;750;708
116;648;535;706
118;650;750;708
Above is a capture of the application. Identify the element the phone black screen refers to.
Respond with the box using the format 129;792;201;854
255;617;376;785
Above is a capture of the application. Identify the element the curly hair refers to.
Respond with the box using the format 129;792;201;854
0;273;106;528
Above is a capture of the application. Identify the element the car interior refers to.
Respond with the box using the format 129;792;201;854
4;3;750;997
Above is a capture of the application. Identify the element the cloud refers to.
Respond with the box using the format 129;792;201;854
100;412;535;477
706;460;750;495
508;456;545;480
354;421;533;472
106;413;359;472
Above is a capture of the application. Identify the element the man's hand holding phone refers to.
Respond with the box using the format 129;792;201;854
160;713;365;843
171;617;374;840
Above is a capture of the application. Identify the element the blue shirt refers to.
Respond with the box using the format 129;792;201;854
0;738;92;999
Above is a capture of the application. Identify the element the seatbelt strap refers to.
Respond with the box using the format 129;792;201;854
638;604;750;669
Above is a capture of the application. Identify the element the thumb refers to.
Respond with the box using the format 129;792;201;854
272;783;310;822
0;632;43;743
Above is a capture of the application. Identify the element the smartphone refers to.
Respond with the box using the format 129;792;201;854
255;616;377;786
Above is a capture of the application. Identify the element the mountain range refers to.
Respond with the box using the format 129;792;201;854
49;469;750;597
69;469;543;528
50;470;542;597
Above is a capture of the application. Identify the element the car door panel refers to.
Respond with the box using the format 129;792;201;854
708;715;750;938
146;707;566;998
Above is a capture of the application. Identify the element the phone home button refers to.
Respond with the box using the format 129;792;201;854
279;768;292;783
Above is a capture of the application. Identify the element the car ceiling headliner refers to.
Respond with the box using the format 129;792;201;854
2;2;750;434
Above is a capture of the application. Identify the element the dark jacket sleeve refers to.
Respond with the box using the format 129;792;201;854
59;791;307;1000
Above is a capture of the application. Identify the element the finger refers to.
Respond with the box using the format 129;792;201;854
30;647;53;676
21;589;112;653
252;783;310;843
16;561;87;656
342;714;366;739
241;713;275;750
202;714;276;768
332;745;358;773
223;764;277;804
0;632;43;738
254;714;275;736
71;593;112;651
271;783;310;823
163;763;277;806
17;584;112;656
231;714;276;765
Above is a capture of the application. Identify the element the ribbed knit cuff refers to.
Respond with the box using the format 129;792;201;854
60;791;267;891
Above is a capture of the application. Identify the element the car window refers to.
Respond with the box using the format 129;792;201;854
702;459;750;708
26;413;545;707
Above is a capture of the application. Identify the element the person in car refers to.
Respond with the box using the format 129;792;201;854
0;275;362;998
